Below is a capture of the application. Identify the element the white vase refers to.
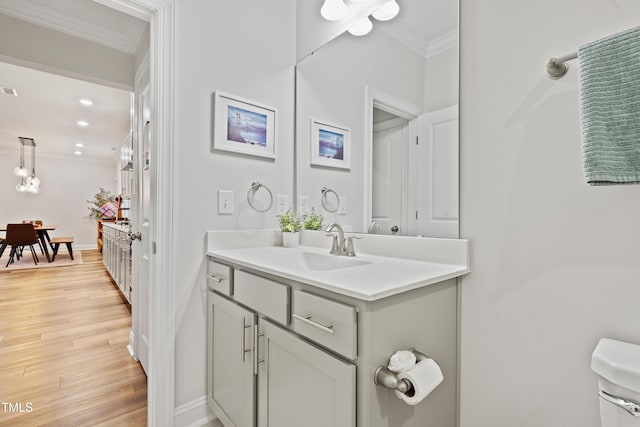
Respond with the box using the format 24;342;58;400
282;232;300;248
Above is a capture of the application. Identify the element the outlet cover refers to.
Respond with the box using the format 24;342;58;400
338;196;347;215
298;195;309;215
218;190;234;215
276;194;289;215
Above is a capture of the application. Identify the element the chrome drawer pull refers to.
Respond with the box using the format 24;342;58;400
599;390;640;417
293;313;335;335
207;274;224;283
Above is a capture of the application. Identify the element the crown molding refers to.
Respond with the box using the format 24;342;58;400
426;29;459;58
0;0;144;54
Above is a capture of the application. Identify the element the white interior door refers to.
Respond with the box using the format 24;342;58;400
413;106;459;238
133;62;151;375
372;118;408;235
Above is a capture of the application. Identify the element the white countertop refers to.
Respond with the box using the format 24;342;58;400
206;230;470;301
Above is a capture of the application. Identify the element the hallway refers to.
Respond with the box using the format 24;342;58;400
0;250;147;426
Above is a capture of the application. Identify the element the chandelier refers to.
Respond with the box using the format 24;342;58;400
14;137;40;193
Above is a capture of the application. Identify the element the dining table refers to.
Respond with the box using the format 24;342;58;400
0;224;58;263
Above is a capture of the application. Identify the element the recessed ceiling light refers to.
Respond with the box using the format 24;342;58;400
76;120;89;127
75;143;84;148
74;151;82;156
79;98;93;106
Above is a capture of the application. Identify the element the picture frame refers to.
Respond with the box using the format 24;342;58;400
310;119;351;169
213;91;277;159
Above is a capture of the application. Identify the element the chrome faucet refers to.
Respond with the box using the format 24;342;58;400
325;223;362;256
325;223;345;255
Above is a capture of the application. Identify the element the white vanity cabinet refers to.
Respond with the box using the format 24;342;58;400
206;261;356;427
207;292;256;427
257;318;356;427
102;222;132;303
207;252;459;427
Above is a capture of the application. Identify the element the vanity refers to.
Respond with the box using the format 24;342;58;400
206;229;469;427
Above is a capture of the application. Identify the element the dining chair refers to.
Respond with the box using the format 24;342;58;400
22;219;44;255
5;223;40;267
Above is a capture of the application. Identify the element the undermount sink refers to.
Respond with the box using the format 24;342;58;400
290;251;370;271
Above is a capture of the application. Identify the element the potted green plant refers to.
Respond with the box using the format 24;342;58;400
278;210;301;247
302;209;324;231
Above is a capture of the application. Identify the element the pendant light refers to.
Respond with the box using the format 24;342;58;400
15;137;40;194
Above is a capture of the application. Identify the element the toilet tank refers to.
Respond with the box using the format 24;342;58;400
591;338;640;427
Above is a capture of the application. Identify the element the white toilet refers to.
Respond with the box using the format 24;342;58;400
591;338;640;426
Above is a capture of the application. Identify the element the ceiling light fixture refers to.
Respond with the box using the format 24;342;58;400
79;98;93;106
75;143;84;147
76;120;89;127
15;137;40;193
320;0;347;21
372;0;400;21
321;0;400;37
74;151;83;156
348;16;373;36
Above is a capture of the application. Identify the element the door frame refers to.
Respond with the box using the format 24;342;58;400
98;0;176;425
363;85;421;233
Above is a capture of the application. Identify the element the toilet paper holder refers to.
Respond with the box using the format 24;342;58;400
374;348;428;393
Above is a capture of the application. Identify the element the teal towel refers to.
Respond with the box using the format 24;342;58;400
579;26;640;185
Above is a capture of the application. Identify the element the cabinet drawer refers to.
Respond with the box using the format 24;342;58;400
207;259;233;296
292;290;357;360
234;270;289;325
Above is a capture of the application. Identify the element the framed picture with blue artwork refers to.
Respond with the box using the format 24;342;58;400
310;119;351;169
213;91;276;159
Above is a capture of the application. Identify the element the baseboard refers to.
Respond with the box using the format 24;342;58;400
174;396;217;427
76;244;98;250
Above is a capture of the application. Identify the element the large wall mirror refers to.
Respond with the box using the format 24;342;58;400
295;0;459;238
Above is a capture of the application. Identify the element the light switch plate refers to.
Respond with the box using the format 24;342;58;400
218;190;234;215
298;195;309;215
276;194;289;215
338;196;347;215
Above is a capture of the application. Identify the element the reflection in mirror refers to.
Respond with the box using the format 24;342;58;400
295;0;459;238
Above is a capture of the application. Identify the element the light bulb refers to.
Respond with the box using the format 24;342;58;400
16;183;26;192
372;0;400;21
320;0;347;21
14;166;28;177
348;16;373;36
30;176;40;187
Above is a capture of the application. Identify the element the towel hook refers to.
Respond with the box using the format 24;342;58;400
247;181;273;212
321;186;339;213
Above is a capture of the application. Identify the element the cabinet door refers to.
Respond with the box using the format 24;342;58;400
258;319;355;427
208;292;257;427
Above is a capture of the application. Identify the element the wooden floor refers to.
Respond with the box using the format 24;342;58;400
0;250;147;426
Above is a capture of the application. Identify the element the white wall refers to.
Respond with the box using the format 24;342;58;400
424;46;458;113
172;0;296;408
459;1;640;426
0;149;117;248
296;29;425;232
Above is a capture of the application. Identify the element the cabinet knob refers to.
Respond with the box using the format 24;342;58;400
130;232;142;241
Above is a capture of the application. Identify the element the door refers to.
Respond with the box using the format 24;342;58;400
412;106;459;238
372;117;409;235
257;318;355;427
208;292;257;427
132;59;151;374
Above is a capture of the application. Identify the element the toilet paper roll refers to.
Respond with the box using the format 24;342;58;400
395;358;444;405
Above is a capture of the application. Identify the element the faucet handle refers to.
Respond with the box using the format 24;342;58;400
325;233;339;254
344;235;362;257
